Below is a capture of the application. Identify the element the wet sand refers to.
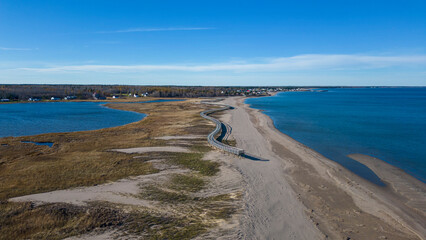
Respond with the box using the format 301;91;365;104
219;96;425;240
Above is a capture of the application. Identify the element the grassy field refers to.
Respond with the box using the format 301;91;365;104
0;99;240;239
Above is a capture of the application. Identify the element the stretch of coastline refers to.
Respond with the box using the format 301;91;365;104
218;95;425;239
2;95;424;239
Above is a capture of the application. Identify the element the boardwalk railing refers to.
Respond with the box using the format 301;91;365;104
200;103;244;156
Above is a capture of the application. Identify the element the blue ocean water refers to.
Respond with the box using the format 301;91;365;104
246;88;426;184
0;102;145;138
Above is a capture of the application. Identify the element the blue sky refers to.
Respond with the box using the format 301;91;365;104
0;0;425;86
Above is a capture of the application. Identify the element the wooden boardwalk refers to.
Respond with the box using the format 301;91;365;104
200;103;244;156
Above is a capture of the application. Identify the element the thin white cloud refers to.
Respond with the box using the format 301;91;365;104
0;47;32;51
17;54;426;73
97;27;214;34
91;40;121;44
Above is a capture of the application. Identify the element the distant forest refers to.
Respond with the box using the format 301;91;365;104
0;85;292;100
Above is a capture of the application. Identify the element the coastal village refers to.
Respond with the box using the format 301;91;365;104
0;86;307;102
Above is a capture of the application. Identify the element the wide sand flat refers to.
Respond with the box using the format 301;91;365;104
111;146;190;154
220;97;323;240
10;169;186;207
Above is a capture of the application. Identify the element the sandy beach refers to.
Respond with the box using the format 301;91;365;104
218;96;426;240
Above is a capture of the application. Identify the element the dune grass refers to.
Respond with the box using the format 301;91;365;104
0;151;158;200
0;201;126;240
0;200;211;240
170;174;206;192
171;152;220;176
0;99;229;239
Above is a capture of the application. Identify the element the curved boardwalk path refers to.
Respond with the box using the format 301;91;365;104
200;103;244;156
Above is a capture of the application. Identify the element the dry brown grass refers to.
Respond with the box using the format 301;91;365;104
0;201;126;240
0;99;212;200
0;200;212;240
0;99;239;239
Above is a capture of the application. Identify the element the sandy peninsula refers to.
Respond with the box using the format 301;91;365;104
217;96;425;240
2;96;425;240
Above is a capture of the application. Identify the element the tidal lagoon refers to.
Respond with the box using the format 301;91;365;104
0;101;145;138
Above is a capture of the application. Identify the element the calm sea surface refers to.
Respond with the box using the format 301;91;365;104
246;88;426;184
0;101;146;137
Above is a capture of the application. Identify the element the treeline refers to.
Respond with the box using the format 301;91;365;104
0;84;285;100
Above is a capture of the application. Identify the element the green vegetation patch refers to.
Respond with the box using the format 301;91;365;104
124;211;208;239
139;186;192;204
206;204;237;219
170;152;219;176
169;174;206;192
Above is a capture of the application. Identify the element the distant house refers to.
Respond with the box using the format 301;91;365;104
51;97;61;100
28;98;40;102
133;94;139;98
0;99;10;102
64;96;77;100
112;95;119;99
